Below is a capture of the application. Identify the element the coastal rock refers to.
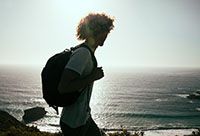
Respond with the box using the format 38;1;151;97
187;91;200;100
0;110;62;136
23;106;47;124
0;110;25;130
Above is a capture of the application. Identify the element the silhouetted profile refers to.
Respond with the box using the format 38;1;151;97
58;13;114;136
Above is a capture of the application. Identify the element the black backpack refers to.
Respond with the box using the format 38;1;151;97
41;44;97;114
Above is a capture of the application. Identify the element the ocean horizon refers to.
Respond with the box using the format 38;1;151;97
0;65;200;133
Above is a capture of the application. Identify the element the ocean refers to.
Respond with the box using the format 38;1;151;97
0;65;200;133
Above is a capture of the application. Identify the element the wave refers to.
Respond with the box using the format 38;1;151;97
175;94;188;99
103;126;199;131
102;112;200;119
196;108;200;111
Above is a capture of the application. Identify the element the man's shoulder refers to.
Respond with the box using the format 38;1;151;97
72;47;91;57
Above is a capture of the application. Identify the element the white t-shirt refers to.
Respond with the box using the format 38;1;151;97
60;47;95;128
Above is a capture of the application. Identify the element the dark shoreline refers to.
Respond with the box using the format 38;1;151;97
1;110;200;136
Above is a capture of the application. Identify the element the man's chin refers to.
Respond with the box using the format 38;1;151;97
99;43;104;47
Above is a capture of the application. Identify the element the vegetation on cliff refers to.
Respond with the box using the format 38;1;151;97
0;110;199;136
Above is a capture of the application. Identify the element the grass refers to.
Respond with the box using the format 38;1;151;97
1;126;200;136
0;110;199;136
0;125;62;136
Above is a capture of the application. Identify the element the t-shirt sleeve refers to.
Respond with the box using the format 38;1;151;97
64;48;91;75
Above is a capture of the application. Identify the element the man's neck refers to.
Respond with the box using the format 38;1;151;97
84;41;98;53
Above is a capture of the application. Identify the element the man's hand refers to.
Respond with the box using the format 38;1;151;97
91;67;104;81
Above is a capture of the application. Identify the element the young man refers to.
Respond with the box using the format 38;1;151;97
58;13;114;136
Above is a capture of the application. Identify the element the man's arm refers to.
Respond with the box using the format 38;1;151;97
58;67;104;94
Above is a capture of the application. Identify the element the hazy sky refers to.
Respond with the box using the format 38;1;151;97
0;0;200;68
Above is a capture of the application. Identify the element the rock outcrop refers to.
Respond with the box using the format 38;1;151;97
0;110;25;131
0;110;62;136
23;106;47;124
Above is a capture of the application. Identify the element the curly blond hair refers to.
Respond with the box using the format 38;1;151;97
76;13;114;40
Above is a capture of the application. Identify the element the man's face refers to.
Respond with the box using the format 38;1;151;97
96;32;108;47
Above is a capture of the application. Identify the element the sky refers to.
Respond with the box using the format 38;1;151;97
0;0;200;68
